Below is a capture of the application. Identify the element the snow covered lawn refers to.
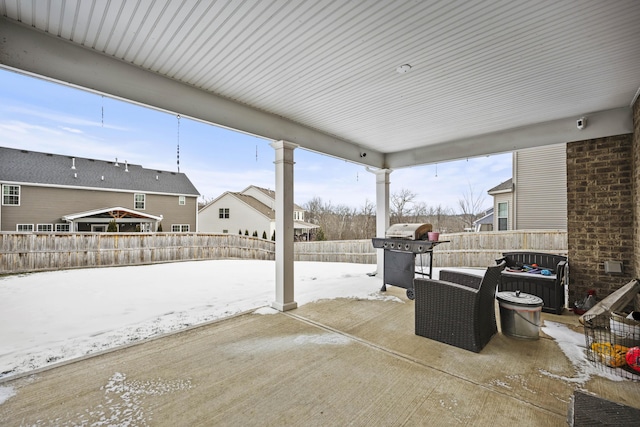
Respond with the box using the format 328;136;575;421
0;260;392;380
0;259;624;390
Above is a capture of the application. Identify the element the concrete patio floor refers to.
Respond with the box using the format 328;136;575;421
1;285;639;426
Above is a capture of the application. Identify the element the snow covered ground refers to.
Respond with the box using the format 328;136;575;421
0;259;625;393
0;260;401;380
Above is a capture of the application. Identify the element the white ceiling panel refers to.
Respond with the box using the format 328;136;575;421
1;0;638;168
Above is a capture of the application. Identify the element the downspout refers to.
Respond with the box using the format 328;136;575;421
512;151;518;230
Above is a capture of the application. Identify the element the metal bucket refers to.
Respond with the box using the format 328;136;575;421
497;290;543;340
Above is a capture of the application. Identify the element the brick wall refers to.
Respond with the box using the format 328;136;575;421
634;97;640;279
567;133;635;303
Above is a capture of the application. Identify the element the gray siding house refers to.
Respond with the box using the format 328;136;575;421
0;147;200;232
488;143;567;231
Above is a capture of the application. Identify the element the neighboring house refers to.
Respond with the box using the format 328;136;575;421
471;207;494;232
198;185;318;239
0;146;200;232
488;143;567;231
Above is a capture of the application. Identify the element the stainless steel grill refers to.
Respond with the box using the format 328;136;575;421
383;223;432;240
372;223;447;300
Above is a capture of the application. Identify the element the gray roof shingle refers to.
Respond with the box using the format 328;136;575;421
0;146;199;195
488;178;512;194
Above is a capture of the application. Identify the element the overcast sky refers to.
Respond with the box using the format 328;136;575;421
0;68;512;211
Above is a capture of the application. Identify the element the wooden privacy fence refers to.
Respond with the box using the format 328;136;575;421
294;230;567;267
0;230;567;274
294;239;377;264
0;233;275;274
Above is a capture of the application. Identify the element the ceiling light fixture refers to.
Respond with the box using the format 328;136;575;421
396;64;412;74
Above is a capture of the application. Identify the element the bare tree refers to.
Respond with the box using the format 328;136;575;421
423;204;455;232
390;188;416;223
303;197;334;239
410;201;429;223
458;183;487;230
333;204;356;240
353;199;376;238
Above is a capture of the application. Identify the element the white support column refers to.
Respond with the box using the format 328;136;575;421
367;168;392;276
270;140;299;312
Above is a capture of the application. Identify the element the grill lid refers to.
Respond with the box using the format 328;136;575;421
385;223;432;240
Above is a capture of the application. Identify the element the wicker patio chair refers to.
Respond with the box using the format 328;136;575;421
414;261;506;353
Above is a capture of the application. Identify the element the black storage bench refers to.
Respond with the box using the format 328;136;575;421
496;252;568;314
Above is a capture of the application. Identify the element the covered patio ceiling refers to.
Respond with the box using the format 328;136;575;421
1;0;638;169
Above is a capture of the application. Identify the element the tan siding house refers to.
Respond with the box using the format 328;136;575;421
488;143;567;231
0;147;199;232
513;144;567;230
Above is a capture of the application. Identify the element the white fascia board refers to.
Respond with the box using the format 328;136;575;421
0;18;384;169
488;188;513;196
63;206;163;221
386;107;632;169
294;221;320;229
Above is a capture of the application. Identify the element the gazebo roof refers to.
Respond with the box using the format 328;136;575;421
62;207;163;222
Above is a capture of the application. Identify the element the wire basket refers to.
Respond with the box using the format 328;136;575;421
583;311;640;381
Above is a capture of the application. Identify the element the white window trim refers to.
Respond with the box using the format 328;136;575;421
17;224;34;232
178;196;186;205
55;223;70;232
134;193;146;210
37;224;53;232
497;201;509;231
171;224;190;232
2;184;21;206
219;208;229;219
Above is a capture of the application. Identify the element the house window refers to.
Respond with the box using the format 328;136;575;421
2;184;20;205
17;224;34;232
219;208;229;219
37;224;53;232
55;223;70;232
222;229;228;233
140;223;151;232
498;202;509;231
171;224;190;232
179;196;186;205
134;193;146;210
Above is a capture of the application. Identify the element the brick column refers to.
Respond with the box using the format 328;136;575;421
567;134;634;303
634;97;640;277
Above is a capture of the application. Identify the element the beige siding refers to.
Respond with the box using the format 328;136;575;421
514;144;567;230
493;193;513;231
0;185;196;231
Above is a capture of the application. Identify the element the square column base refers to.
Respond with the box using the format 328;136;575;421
271;301;298;312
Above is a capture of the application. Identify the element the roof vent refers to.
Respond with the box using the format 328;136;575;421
156;175;159;180
125;160;129;172
101;176;104;181
71;158;76;170
74;172;77;179
114;158;119;167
